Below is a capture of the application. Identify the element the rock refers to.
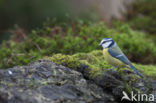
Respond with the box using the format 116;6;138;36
0;59;155;103
0;60;116;103
78;64;156;103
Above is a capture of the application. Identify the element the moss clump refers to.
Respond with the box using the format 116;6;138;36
49;50;111;77
49;50;156;78
49;54;80;69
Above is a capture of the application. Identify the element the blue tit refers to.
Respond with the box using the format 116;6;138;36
100;38;143;78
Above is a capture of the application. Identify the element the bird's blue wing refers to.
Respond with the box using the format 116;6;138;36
108;45;144;78
108;45;130;65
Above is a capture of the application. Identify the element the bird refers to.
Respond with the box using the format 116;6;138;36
99;38;143;78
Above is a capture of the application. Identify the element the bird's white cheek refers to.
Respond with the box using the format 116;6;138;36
102;44;106;49
102;42;111;49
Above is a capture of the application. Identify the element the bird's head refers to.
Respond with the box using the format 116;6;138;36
99;38;115;49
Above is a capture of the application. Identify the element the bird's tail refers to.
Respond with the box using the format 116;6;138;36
129;64;144;78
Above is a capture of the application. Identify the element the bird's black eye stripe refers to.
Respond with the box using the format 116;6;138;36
101;40;112;45
108;40;115;47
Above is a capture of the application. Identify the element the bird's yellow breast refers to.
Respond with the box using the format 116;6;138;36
103;48;126;68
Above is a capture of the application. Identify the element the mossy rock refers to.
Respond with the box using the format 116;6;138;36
49;50;156;78
48;50;155;102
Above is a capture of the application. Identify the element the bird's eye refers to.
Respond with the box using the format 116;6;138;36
102;41;105;44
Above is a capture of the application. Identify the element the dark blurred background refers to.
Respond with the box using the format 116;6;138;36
0;0;137;43
0;0;69;42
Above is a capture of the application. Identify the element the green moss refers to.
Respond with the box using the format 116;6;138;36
49;54;80;69
125;83;133;94
134;64;156;77
73;51;112;77
0;21;156;68
49;50;156;78
48;50;111;77
53;70;57;78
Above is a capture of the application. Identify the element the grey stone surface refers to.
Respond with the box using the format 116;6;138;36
0;59;155;103
0;60;115;103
